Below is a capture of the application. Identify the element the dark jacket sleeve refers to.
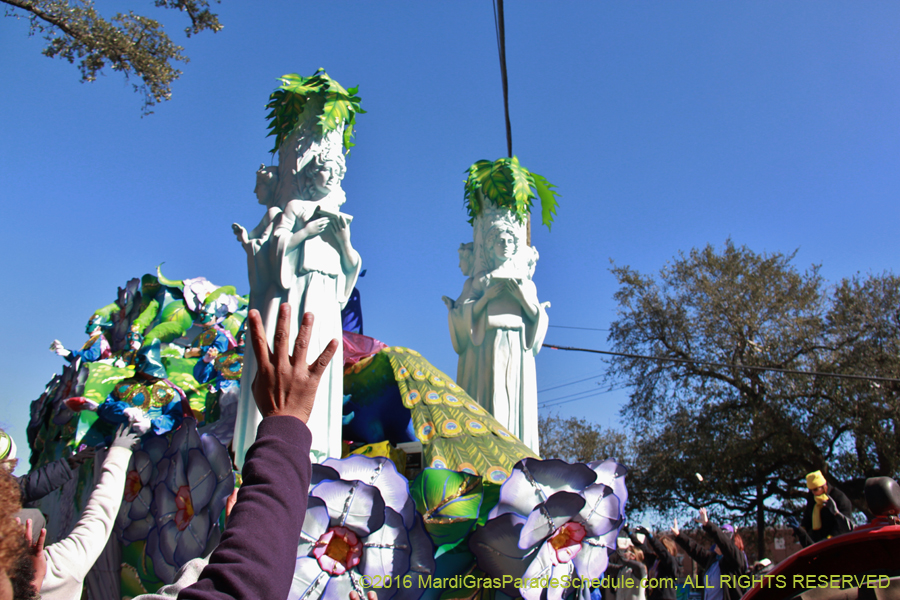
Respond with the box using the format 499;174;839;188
178;416;312;600
647;535;678;578
702;522;746;575
826;485;854;534
17;457;74;504
675;531;714;567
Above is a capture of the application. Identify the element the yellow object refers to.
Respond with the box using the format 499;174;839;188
350;440;407;474
806;470;827;490
812;503;822;530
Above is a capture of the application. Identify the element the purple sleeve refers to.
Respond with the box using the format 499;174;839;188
178;416;311;600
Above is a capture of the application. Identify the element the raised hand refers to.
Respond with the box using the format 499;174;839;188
23;518;47;595
696;507;709;526
248;304;338;423
671;517;680;536
67;446;96;470
111;424;141;450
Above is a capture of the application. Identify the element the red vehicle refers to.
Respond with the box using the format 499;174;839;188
743;477;900;600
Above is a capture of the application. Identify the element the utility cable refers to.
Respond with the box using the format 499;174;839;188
544;343;900;384
493;0;513;158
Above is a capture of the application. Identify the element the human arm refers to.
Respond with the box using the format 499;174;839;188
825;486;855;534
701;520;746;574
40;427;138;597
673;514;714;565
177;305;336;599
16;457;75;504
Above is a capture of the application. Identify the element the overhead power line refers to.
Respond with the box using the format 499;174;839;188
492;0;512;158
544;343;900;384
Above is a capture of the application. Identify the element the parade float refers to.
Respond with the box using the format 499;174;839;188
24;70;627;600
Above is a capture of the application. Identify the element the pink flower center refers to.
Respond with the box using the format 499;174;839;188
174;485;194;531
124;471;142;503
548;521;586;564
314;527;363;576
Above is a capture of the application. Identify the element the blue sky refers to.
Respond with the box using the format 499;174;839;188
1;1;898;469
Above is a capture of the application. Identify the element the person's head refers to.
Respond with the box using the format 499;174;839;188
623;545;644;562
457;243;475;277
0;466;23;600
807;470;828;497
254;164;278;206
485;224;520;270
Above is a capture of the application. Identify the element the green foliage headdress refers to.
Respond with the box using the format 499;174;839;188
464;156;560;231
265;69;364;154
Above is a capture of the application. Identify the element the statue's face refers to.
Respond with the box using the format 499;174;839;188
310;161;337;196
493;231;516;262
458;251;471;275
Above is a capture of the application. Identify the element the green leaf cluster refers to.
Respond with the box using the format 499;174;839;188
463;156;560;231
265;69;364;154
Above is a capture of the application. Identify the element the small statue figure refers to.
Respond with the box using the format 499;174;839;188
465;221;547;454
232;164;282;293
443;242;478;394
233;130;361;465
49;315;112;363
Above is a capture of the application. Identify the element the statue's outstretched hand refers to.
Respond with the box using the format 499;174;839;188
249;304;337;424
232;223;249;244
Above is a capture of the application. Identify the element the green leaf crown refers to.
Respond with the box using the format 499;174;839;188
464;156;560;231
265;69;365;154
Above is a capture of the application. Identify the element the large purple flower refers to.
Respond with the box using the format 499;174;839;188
147;419;234;583
469;458;627;600
116;434;167;545
288;456;434;600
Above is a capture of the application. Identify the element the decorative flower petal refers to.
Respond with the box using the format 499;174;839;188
163;451;188;494
167;418;202;462
142;434;169;464
571;536;612;582
587;459;627;514
300;497;332;549
469;513;532;595
358;507;410;583
288;557;329;600
121;513;154;544
312;464;341;485
395;516;435;600
521;543;574;600
312;479;385;537
321;572;358;600
577;483;620;537
128;484;153;521
147;527;177;584
158;520;180;565
154;482;178;528
175;510;210;567
132;450;153;486
490;458;596;520
519;491;586;550
323;455;416;529
186;448;216;512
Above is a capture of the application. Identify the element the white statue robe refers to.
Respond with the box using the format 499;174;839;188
233;199;359;466
448;277;478;395
466;273;547;454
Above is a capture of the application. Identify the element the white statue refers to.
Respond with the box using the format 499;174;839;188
448;205;548;454
233;119;361;465
443;243;478;395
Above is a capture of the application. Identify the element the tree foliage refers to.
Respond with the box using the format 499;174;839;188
606;240;844;557
2;0;222;114
538;414;629;465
